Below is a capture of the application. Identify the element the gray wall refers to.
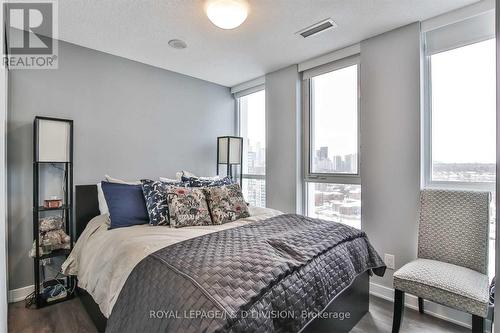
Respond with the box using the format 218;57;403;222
262;24;422;290
8;41;235;290
0;32;7;330
265;65;302;213
360;23;421;288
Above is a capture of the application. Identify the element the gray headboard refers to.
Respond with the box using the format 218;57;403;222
75;185;100;240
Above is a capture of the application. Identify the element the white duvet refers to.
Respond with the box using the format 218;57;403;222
61;206;282;318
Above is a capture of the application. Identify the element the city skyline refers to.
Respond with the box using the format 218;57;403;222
244;139;265;175
313;146;358;174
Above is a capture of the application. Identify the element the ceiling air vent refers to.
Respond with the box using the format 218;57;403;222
296;18;337;38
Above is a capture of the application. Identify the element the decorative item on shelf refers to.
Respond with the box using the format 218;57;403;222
217;136;243;185
30;116;74;308
43;196;63;209
29;216;70;258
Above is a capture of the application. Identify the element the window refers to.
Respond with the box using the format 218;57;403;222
424;23;495;277
306;183;361;229
427;40;496;185
238;89;266;207
303;56;361;229
310;65;359;175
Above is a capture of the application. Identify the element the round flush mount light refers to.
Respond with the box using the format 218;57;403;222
205;0;248;30
168;39;187;49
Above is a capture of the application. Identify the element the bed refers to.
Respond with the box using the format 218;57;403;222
65;185;385;332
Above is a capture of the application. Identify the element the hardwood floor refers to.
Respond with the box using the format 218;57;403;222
8;295;470;333
9;297;96;333
353;296;469;333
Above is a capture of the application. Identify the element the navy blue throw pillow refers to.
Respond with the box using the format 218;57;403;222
101;181;149;229
141;179;187;226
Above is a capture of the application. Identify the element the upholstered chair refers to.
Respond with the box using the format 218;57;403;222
392;189;491;333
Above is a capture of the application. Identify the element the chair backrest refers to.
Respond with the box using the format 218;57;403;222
418;189;490;274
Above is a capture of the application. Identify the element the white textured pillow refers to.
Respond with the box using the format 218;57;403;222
177;171;225;181
104;174;141;185
180;170;197;178
97;182;109;215
159;177;180;183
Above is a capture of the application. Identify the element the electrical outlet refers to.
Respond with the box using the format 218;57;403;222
384;254;395;270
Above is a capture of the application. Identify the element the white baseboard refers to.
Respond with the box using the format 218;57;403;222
370;282;472;329
8;285;33;303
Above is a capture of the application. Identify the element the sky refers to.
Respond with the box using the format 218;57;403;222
312;64;358;159
239;90;266;175
241;90;266;145
431;38;495;164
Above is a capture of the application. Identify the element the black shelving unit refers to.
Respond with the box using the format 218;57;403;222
216;136;243;185
37;205;70;212
32;116;74;308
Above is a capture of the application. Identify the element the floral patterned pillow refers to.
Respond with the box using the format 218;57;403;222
141;179;187;226
166;186;212;228
204;183;250;225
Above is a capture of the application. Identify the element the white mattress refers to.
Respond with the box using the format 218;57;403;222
61;206;282;318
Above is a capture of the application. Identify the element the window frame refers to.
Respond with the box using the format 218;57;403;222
302;56;362;226
422;37;495;193
236;86;267;205
302;56;361;186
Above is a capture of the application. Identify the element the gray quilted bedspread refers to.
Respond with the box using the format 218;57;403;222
106;214;385;333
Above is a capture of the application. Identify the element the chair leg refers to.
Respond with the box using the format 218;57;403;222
471;315;484;333
418;297;424;314
392;289;405;333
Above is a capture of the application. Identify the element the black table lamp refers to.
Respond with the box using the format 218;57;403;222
217;136;243;185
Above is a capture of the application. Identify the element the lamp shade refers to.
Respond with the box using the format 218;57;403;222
35;117;72;162
218;136;242;164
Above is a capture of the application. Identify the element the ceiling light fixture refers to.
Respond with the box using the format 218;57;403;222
205;0;248;30
168;39;187;49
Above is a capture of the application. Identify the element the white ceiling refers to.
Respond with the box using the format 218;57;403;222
58;0;480;87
